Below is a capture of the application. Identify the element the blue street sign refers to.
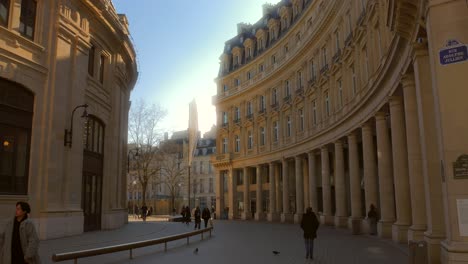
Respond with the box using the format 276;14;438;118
439;39;468;66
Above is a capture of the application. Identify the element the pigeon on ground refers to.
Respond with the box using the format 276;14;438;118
272;250;280;256
194;248;199;254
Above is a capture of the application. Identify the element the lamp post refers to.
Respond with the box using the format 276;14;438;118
64;104;89;148
132;180;137;218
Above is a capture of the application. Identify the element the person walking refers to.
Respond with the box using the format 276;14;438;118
194;206;201;230
184;206;191;226
202;207;211;228
0;201;41;264
367;204;379;235
300;207;320;260
141;204;148;222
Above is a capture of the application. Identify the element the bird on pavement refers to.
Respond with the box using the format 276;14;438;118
194;248;199;254
272;250;280;256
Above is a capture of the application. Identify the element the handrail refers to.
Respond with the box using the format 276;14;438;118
52;227;213;263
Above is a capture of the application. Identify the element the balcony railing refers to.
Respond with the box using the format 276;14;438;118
283;95;291;103
271;102;279;110
320;64;329;75
258;108;266;114
246;113;253;120
295;87;304;96
234;118;241;124
309;77;317;86
333;49;342;63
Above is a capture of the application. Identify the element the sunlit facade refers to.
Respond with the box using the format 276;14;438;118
212;0;468;263
0;0;137;239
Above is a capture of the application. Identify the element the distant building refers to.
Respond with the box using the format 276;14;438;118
0;0;137;239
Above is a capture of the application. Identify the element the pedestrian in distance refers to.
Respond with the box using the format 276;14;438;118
184;206;191;226
194;206;202;230
202;207;211;228
300;207;320;260
0;201;41;264
141;204;148;222
367;204;379;235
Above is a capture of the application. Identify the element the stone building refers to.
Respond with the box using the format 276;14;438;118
212;0;468;263
0;0;137;239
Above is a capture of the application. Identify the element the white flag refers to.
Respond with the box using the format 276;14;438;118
188;99;199;166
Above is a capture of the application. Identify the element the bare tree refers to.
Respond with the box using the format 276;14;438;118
128;99;167;206
158;141;186;212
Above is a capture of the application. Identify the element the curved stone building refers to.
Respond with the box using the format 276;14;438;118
0;0;137;239
212;0;468;263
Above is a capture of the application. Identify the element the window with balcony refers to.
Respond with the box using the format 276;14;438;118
363;47;369;82
272;88;278;105
234;107;240;122
259;95;265;112
285;80;291;98
284;44;289;53
286;116;291;137
312;100;317;125
322;47;327;67
325;91;330;117
297;71;303;88
0;0;10;27
298;109;304;131
235;135;240;152
259;63;264;72
223;84;228;92
335;31;340;52
248;131;253;149
351;64;357;95
310;59;316;80
222;112;228;126
260;127;265;146
247;71;252;80
222;138;228;153
338;79;343;108
272;54;276;64
19;0;37;40
234;78;240;87
246;101;252;116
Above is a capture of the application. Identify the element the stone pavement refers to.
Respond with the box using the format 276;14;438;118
40;217;408;264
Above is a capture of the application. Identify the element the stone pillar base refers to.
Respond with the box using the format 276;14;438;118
320;214;335;226
441;240;468;264
255;212;265;221
294;213;304;224
267;213;280;222
425;233;444;264
241;212;251;220
334;215;348;228
392;223;410;243
407;225;426;241
348;217;362;235
378;220;393;238
281;213;293;223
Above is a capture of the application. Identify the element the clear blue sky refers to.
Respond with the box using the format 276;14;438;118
112;0;279;135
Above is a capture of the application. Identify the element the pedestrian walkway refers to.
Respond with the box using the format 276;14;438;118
40;218;408;264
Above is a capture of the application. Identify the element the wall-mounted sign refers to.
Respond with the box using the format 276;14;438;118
457;199;468;237
439;39;468;66
453;154;468;179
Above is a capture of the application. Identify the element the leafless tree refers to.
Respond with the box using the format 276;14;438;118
128;99;167;206
158;141;186;212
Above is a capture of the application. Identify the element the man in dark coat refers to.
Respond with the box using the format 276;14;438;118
194;206;202;230
202;207;211;228
300;207;320;260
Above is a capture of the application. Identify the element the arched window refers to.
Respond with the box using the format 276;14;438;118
83;116;105;155
0;78;34;194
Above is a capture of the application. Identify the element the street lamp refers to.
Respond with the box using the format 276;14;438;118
64;104;89;148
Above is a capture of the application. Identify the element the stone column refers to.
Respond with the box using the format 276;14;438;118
308;151;319;212
321;146;333;225
362;122;379;214
389;96;412;243
348;132;363;234
281;159;292;222
215;170;224;219
375;112;396;238
227;168;237;220
275;164;282;214
255;165;264;220
401;74;427;241
294;156;304;223
241;167;250;220
303;158;310;212
334;140;348;227
268;162;279;221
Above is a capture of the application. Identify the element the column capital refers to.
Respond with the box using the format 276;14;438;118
347;131;358;141
389;96;403;107
375;111;387;121
334;139;343;147
320;145;328;152
295;155;303;161
401;73;416;88
307;150;316;157
361;121;373;131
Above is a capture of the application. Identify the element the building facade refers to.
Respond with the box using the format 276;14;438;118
0;0;137;239
212;0;468;263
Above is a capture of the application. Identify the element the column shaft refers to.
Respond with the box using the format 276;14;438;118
334;140;348;227
227;168;236;219
255;165;263;220
308;152;319;212
362;123;379;214
321;146;333;225
281;159;291;222
348;132;363;234
294;156;304;223
275;164;282;213
215;170;224;219
242;167;250;220
268;162;278;221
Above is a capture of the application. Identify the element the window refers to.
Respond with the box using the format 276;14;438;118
286;116;291;137
325;91;330;117
272;55;276;64
272;88;277;104
260;127;265;146
222;112;228;125
223;84;228;92
361;0;366;11
209;178;213;192
200;161;204;174
351;65;357;95
312;100;317;125
83;116;105;154
285;80;291;97
200;179;204;193
284;44;289;53
247;71;251;80
208;164;212;173
259;95;265;111
222;138;228;153
235;135;240;152
377;28;382;58
347;13;352;35
246;101;252;116
99;54;105;84
259;64;264;72
322;47;327;66
234;78;240;87
310;59;316;79
88;46;95;77
298;109;304;131
259;38;263;49
247;47;252;57
338;79;343;108
273;121;278;142
234;107;240;121
19;0;37;40
235;55;239;65
248;131;253;149
364;48;369;81
0;0;10;27
335;31;340;51
296;32;301;42
297;71;303;88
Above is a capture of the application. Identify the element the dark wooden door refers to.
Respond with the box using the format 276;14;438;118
82;151;103;232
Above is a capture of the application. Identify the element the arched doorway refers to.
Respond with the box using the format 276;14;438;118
0;78;33;195
82;115;104;232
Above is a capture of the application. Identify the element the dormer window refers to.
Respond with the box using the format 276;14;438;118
247;47;252;57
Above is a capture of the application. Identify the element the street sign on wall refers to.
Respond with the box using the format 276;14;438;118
439;39;468;66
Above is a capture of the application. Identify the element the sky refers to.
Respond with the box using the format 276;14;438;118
112;0;280;136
